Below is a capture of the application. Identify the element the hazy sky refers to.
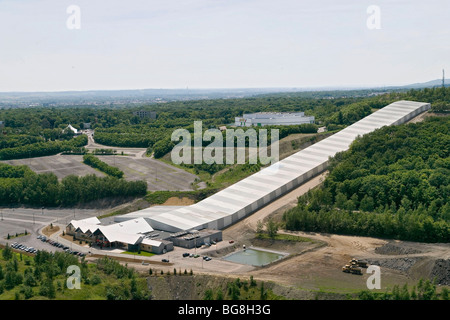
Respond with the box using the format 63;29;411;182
0;0;449;92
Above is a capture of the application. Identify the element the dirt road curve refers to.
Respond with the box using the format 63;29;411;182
222;168;450;292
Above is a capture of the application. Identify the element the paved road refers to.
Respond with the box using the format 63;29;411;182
0;207;98;252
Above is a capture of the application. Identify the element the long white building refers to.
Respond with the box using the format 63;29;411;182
119;100;431;232
235;112;315;127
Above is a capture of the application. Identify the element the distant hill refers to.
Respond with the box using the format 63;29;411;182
0;88;287;108
1;79;449;108
400;79;450;89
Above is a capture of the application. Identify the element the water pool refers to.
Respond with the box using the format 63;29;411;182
223;248;286;267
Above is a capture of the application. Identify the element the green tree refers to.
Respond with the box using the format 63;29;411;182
260;282;267;300
360;195;375;212
203;289;214;300
335;192;347;209
266;218;279;239
256;220;264;236
2;244;13;261
441;288;449;300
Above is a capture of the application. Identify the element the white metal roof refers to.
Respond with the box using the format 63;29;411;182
102;218;154;235
114;206;185;222
96;227;143;245
69;217;101;233
69;217;153;245
141;238;163;247
126;100;431;232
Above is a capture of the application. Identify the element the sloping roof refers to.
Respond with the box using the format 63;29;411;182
113;206;185;222
79;217;101;225
95;227;143;245
69;217;101;233
144;100;431;232
86;218;153;245
69;217;153;245
141;238;163;247
104;218;153;234
67;124;78;134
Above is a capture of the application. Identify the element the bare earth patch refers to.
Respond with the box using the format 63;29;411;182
162;197;195;206
42;225;60;237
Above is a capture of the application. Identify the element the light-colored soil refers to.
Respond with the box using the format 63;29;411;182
42;225;60;237
162;197;195;206
220;168;450;294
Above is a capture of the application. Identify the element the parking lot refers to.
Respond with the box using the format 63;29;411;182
0;207;98;252
2;153;201;191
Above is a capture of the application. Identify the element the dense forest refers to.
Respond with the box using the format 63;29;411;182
283;116;450;242
1;87;447;163
0;163;146;207
0;246;150;300
0;87;448;207
0;92;383;161
0;135;87;160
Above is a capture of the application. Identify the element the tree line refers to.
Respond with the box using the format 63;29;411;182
83;154;124;178
0;163;146;206
0;135;87;160
0;246;150;300
0;245;80;299
283;117;450;243
357;278;449;300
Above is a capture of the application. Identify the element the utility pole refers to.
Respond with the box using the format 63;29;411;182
443;69;446;88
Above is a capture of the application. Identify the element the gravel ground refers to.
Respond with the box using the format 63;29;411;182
365;257;419;272
374;242;422;255
430;259;450;285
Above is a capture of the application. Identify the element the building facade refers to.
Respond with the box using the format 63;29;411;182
133;110;157;119
235;112;315;127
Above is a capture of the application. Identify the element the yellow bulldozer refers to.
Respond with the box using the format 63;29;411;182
342;264;363;275
342;258;368;275
349;258;368;268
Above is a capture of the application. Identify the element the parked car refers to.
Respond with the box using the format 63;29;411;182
161;259;169;263
182;253;190;257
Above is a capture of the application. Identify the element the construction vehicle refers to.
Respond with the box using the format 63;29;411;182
349;258;368;268
342;264;363;275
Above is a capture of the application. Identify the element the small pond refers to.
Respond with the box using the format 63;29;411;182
223;248;287;267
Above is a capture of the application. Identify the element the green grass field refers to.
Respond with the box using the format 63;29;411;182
121;251;155;257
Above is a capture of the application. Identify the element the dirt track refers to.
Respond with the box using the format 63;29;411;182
221;169;450;293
